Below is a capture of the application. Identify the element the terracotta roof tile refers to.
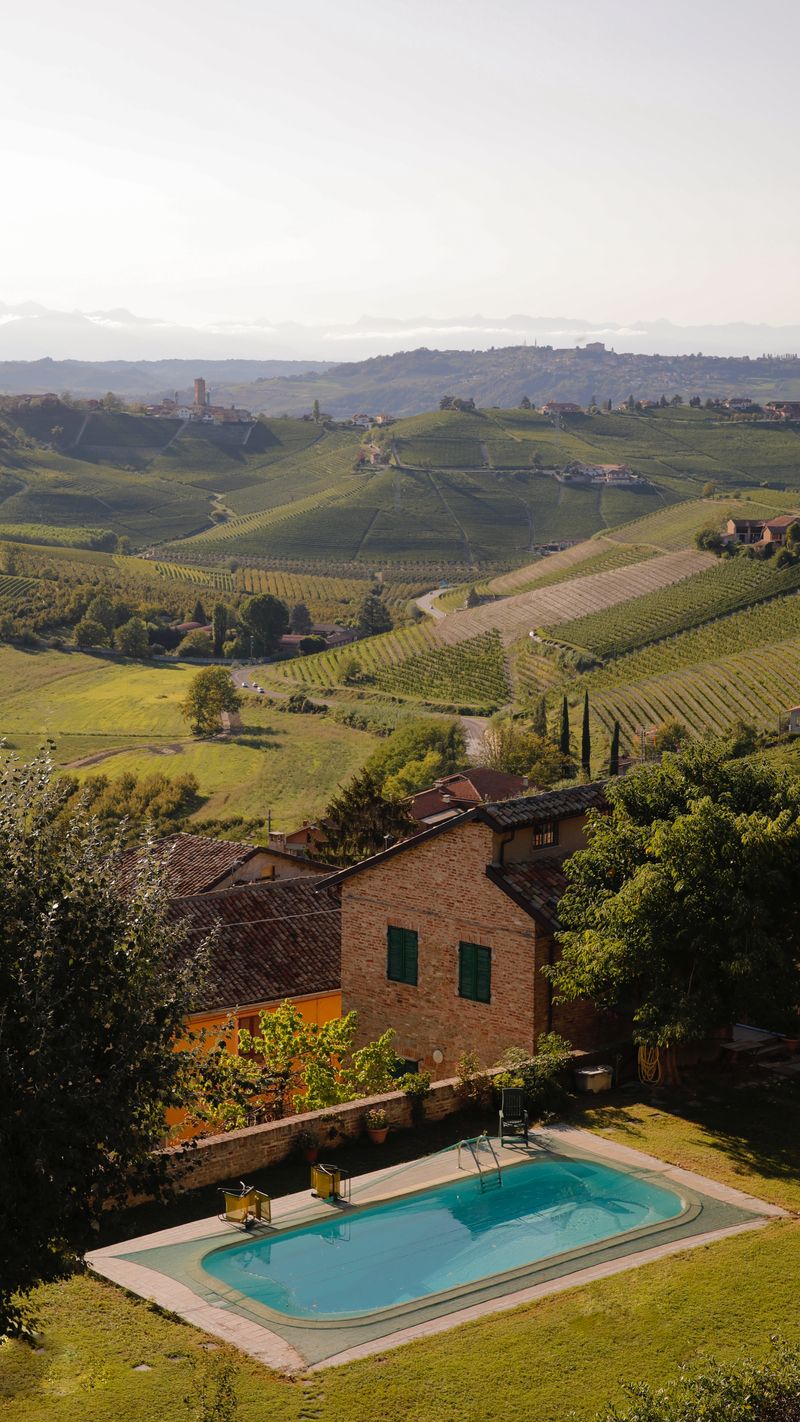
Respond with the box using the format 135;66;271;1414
478;782;607;829
488;857;570;930
169;879;341;1014
116;832;262;898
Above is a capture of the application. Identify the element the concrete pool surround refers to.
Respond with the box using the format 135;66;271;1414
88;1124;786;1372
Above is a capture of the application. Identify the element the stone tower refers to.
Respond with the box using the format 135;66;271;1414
193;377;207;408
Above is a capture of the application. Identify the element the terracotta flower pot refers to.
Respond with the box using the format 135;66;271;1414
304;1147;319;1163
367;1127;389;1145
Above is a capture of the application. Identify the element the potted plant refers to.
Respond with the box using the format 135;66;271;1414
365;1107;389;1145
297;1128;319;1163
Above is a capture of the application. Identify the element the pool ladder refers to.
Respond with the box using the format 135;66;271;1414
457;1133;502;1192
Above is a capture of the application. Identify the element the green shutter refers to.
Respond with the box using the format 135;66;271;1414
405;930;418;986
388;927;418;985
387;927;405;980
475;945;491;1003
459;941;491;1002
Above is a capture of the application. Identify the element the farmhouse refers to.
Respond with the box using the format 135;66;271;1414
557;462;642;487
328;783;617;1078
542;401;583;415
725;513;800;548
409;768;530;826
115;831;327;896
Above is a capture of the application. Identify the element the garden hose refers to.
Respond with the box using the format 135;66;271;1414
638;1045;662;1084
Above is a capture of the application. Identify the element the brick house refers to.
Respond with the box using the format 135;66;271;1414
726;513;800;548
116;830;327;896
328;783;617;1078
410;768;530;826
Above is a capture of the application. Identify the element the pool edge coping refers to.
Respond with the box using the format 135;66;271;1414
86;1123;789;1374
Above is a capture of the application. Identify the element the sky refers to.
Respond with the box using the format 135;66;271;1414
2;0;800;337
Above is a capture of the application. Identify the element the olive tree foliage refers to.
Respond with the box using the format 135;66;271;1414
0;754;205;1338
549;742;800;1058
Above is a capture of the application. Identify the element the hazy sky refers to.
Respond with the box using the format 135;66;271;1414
3;0;800;328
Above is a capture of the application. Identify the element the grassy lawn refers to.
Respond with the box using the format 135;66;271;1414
2;1073;799;1421
0;646;378;829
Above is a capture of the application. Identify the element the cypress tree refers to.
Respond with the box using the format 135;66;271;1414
559;696;570;757
609;720;620;777
581;690;591;777
532;695;547;739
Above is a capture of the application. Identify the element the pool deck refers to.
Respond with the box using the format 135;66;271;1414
87;1124;787;1374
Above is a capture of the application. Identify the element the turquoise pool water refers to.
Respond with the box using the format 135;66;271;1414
203;1155;685;1320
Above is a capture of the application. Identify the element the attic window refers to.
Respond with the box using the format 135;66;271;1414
532;817;558;848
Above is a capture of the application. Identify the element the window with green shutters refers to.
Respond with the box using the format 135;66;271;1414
458;941;491;1003
387;926;418;985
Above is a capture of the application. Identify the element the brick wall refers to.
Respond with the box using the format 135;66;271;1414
161;1045;626;1194
339;819;610;1078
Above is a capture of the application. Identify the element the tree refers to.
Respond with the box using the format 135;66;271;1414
85;593;115;633
358;593;393;637
549;743;800;1078
366;717;466;786
184;1002;399;1128
181;667;242;736
339;653;362;685
312;399;320;423
465;585;481;608
653;717;688;753
787;521;800;551
178;628;214;658
238;594;289;656
383;748;449;800
318;769;416;865
191;598;207;626
115;616;150;659
74;615;110;648
609;720;620;777
212;602;228;657
559;695;571;757
532;695;547;739
581;691;591;777
299;634;327;654
0;754;202;1337
520;395;532;410
289;602;313;634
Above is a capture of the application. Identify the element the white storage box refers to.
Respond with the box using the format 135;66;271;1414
574;1064;613;1093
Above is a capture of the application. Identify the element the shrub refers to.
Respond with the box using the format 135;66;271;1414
592;1338;800;1422
457;1051;493;1107
494;1034;573;1122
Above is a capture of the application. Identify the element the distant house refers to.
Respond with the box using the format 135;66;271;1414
725;396;759;412
582;341;606;353
269;822;328;859
328;783;617;1078
115;831;328;898
556;462;641;487
766;401;800;421
409;769;531;827
219;709;243;735
374;412;394;426
352;413;373;428
542;401;583;416
788;706;800;736
725;513;800;548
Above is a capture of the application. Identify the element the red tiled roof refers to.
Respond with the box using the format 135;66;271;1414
116;832;263;898
410;768;528;821
487;857;570;930
169;878;341;1014
478;782;606;830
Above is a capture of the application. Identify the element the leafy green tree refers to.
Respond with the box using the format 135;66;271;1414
465;585;481;608
366;717;466;785
85;593;115;632
702;481;717;498
191;598;207;625
520;395;532;409
653;717;688;753
581;690;591;777
181;666;242;736
312;398;320;423
339;653;362;684
212;602;228;657
58;769;201;842
609;720;620;776
289;601;313;634
549;743;800;1079
358;592;393;637
74;615;110;648
115;616;150;658
383;747;448;800
318;768;416;866
178;628;214;658
185;1002;399;1127
299;634;327;654
0;753;203;1337
238;594;289;656
482;717;561;784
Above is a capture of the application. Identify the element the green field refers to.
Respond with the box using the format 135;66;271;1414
374;630;510;710
0;647;378;830
3;1074;799;1422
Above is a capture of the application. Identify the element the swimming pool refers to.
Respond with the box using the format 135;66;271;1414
203;1154;686;1320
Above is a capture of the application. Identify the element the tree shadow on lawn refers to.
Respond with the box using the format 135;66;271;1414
577;1067;800;1197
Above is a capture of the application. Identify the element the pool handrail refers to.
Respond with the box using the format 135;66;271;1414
457;1133;502;1190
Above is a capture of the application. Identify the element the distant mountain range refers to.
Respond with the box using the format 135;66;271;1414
3;299;800;362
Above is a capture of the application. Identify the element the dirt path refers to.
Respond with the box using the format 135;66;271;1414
64;742;185;769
